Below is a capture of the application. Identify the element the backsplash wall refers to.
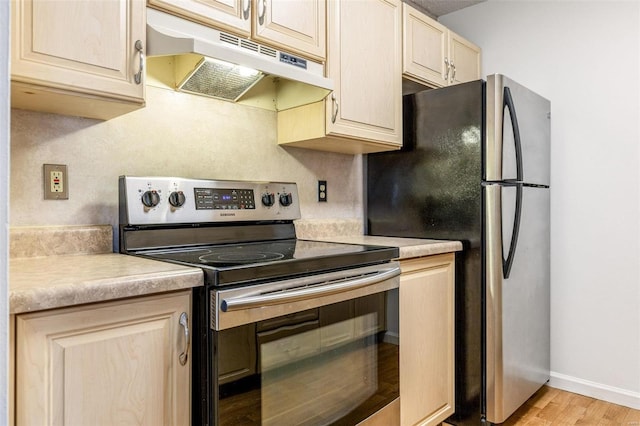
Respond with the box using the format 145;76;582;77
10;86;363;236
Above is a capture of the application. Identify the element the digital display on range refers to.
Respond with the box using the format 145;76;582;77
194;188;255;210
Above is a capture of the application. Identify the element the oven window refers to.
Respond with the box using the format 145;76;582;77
215;291;399;426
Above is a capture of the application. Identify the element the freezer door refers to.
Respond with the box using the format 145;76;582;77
367;81;483;243
485;74;550;186
484;184;550;424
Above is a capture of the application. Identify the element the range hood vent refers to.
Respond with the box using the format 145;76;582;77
178;57;265;101
146;8;333;111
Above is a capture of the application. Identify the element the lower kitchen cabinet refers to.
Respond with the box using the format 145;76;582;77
13;291;191;425
400;253;455;426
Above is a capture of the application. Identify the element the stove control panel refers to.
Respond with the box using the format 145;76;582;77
120;176;301;225
194;188;255;210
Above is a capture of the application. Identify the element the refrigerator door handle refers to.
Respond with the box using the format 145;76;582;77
503;86;524;182
502;184;523;278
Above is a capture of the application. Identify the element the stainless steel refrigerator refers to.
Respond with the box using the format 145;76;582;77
366;74;550;425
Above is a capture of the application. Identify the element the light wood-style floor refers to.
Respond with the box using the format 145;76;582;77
501;385;640;425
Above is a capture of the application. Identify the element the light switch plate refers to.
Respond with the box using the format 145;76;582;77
43;164;69;200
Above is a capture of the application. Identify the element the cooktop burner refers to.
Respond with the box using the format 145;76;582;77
140;239;372;266
135;239;398;285
199;251;285;264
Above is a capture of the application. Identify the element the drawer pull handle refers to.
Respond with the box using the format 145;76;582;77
258;0;267;25
242;0;250;19
331;93;339;123
444;57;450;82
134;40;144;85
179;312;190;366
221;266;400;311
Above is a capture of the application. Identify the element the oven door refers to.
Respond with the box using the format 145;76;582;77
208;262;400;426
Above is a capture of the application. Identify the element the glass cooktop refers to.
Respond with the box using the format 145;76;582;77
136;239;399;286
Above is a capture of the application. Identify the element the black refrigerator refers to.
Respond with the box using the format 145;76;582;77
366;74;550;425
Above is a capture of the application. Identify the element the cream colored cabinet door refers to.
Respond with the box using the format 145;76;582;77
326;0;402;147
277;0;402;154
148;0;325;60
15;291;191;426
11;0;146;120
253;0;326;60
402;3;448;87
400;254;455;426
148;0;252;36
402;2;480;88
449;31;481;85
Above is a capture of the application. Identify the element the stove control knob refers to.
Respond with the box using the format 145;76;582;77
262;193;275;207
169;191;186;208
141;190;160;208
279;192;293;207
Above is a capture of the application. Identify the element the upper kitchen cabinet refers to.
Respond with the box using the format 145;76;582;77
253;0;326;61
402;3;480;89
11;0;146;120
147;0;326;61
277;0;403;154
449;31;481;85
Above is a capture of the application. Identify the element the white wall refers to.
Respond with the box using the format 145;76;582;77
441;0;640;408
1;0;9;422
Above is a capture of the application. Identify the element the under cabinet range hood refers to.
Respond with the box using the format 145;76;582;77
146;8;333;111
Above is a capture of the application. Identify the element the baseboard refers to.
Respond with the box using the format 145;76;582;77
549;371;640;410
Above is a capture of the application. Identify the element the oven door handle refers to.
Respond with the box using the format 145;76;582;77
220;266;400;312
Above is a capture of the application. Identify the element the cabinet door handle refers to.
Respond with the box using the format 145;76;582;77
242;0;250;20
444;57;450;82
258;0;266;25
134;40;144;85
331;93;339;123
450;62;456;83
178;312;190;366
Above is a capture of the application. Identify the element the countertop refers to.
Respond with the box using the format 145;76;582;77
9;224;462;315
9;253;203;314
310;235;463;259
294;219;463;258
8;225;203;315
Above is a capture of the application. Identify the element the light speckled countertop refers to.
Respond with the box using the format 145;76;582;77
10;254;203;314
310;235;463;259
9;223;462;314
9;225;203;314
294;219;463;258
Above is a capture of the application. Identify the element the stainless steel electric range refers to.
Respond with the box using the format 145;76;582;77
119;176;401;426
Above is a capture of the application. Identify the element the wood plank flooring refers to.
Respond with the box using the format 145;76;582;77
501;385;640;425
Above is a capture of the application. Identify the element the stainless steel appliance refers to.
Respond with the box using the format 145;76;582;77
366;74;550;425
119;176;400;426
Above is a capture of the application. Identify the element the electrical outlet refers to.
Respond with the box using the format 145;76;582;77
318;180;327;202
44;164;69;200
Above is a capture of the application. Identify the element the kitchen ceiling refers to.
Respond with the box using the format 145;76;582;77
406;0;485;18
